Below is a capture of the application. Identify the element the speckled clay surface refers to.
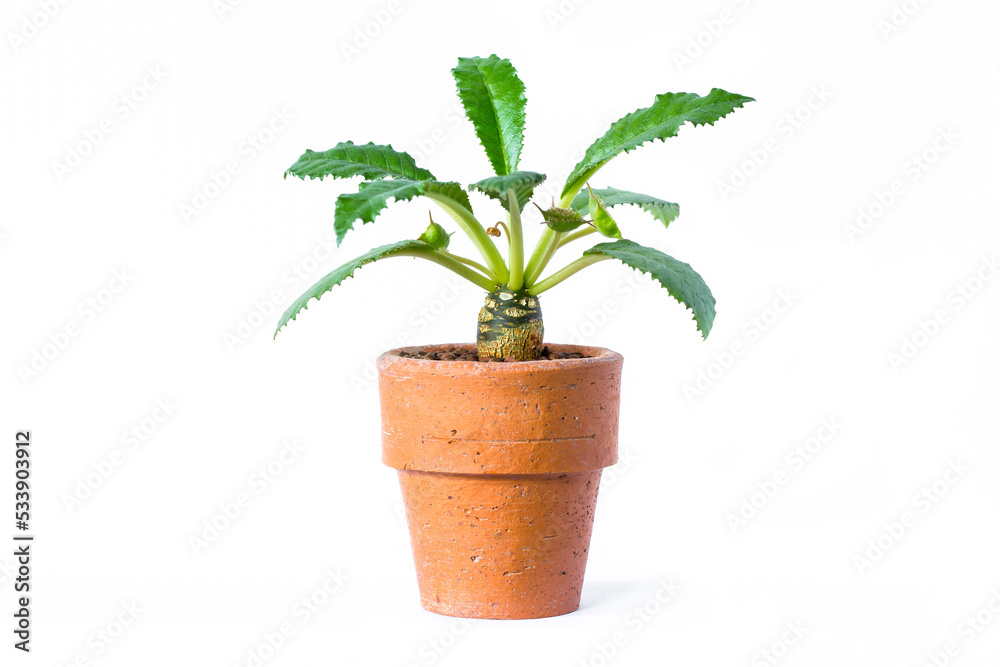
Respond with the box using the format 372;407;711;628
378;343;623;620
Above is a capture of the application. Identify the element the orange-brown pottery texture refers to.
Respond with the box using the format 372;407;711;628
378;343;623;620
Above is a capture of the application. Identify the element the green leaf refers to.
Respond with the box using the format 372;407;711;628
587;187;622;239
571;187;680;229
470;171;547;211
536;204;586;233
419;217;451;250
274;239;435;337
452;55;527;176
562;88;754;200
331;179;478;247
333;179;425;245
421;180;473;213
285;141;434;182
584;239;716;338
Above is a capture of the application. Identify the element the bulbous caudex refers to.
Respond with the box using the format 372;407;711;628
477;287;544;360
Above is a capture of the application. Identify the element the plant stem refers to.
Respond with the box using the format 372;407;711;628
440;251;495;281
523;189;583;287
528;254;609;295
424;191;509;283
396;249;498;292
523;227;557;286
487;221;511;255
558;189;581;211
506;189;525;291
557;227;596;248
523;228;562;286
561;167;601;208
526;226;597;286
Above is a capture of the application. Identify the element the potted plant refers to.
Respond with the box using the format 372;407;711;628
275;55;753;619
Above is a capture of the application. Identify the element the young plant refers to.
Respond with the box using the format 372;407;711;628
275;55;753;360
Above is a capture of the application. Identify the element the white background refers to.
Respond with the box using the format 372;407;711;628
3;0;999;665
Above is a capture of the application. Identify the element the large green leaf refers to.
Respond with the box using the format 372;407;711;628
333;179;425;244
452;55;527;176
584;239;716;338
571;187;680;229
332;179;479;246
562;89;754;199
274;239;434;337
422;180;473;213
285;141;434;182
469;171;546;211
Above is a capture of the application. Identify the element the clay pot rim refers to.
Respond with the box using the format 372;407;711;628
378;343;622;372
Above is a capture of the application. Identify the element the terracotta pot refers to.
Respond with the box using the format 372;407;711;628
377;343;623;620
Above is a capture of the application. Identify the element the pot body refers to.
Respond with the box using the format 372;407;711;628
378;343;623;619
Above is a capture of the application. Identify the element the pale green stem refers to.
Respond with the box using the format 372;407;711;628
523;228;562;286
440;250;496;281
526;227;597;286
423;192;509;283
528;254;609;295
506;189;525;291
557;227;596;248
558;187;583;211
561;166;602;209
490;221;511;255
396;249;498;292
523;227;558;286
523;188;589;287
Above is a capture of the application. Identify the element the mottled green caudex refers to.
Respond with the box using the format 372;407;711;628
477;287;544;361
276;55;753;361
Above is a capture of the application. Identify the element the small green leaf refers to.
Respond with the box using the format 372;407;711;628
470;171;547;211
285;141;434;182
536;204;586;233
333;179;425;245
452;55;527;176
562;88;754;200
571;187;680;229
275;239;435;337
419;216;451;250
584;239;716;338
587;187;622;239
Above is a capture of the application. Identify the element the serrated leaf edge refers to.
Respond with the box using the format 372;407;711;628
274;240;433;337
584;242;716;338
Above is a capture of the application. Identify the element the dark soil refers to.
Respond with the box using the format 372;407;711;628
396;346;590;362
